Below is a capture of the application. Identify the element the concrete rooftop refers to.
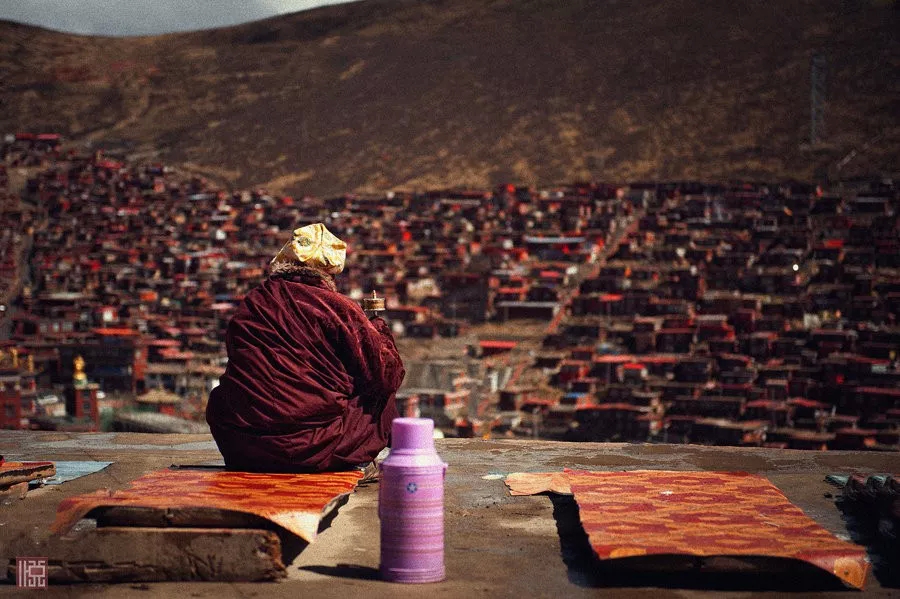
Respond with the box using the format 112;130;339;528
2;431;900;598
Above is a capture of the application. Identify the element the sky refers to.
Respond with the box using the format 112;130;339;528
0;0;360;37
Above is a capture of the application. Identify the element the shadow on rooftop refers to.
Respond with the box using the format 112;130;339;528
279;493;352;564
298;564;381;580
550;494;850;592
294;484;381;580
835;499;900;589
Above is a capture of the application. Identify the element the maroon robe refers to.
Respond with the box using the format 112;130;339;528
206;275;404;472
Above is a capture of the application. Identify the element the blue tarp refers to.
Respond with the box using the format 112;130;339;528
35;461;112;485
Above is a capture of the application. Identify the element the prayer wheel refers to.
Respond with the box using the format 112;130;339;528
363;291;385;313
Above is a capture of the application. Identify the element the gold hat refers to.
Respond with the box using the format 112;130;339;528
270;223;347;274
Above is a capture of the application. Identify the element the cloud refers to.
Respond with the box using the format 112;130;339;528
0;0;358;36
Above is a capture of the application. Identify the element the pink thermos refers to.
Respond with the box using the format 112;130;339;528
379;417;448;583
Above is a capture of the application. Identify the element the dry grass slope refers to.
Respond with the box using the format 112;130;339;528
1;0;898;195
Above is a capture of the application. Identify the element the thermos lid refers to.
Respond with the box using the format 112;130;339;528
391;417;435;451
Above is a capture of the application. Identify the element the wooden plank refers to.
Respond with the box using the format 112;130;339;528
0;462;55;487
30;527;286;583
92;506;320;566
95;506;272;530
0;481;29;500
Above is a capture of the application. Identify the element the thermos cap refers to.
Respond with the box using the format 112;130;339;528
391;417;435;451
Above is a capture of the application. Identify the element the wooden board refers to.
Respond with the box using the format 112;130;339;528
0;481;29;500
30;527;286;583
0;461;55;487
95;505;274;530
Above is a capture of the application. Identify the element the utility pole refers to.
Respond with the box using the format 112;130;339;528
810;53;827;145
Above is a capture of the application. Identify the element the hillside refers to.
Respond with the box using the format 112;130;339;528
1;0;898;195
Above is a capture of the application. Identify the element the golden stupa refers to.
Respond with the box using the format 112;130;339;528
73;355;88;386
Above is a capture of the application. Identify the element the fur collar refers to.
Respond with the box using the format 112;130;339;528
269;263;337;292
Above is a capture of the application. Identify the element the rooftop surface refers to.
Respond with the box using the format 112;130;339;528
2;431;900;598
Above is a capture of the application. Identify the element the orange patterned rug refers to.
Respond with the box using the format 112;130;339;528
506;469;870;589
51;468;362;543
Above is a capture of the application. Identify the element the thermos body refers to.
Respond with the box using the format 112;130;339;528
379;418;448;583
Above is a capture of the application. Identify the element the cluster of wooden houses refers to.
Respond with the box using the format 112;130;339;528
499;179;900;451
1;134;898;450
0;137;623;429
2;132;63;167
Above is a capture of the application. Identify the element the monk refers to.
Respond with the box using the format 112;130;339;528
206;223;404;472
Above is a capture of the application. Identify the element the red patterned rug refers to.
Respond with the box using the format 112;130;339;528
506;469;869;589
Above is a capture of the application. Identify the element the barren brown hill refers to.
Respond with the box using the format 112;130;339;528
1;0;898;195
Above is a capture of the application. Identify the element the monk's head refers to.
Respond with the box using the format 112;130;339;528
269;223;347;283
